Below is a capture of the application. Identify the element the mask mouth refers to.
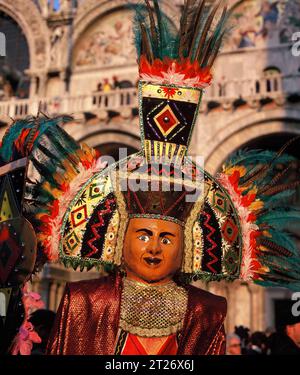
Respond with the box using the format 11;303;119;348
143;257;162;266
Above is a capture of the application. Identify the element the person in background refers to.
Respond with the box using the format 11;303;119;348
3;79;13;99
234;325;250;354
96;82;102;92
268;322;300;354
29;310;56;355
17;89;26;99
226;334;242;355
247;331;267;355
102;78;112;107
112;76;121;89
268;300;300;355
103;78;112;92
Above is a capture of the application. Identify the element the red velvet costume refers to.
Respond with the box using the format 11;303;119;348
2;1;300;358
47;273;226;355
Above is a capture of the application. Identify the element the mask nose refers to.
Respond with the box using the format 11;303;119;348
147;237;162;256
148;247;162;256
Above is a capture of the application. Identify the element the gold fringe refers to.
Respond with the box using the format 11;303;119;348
112;170;129;266
182;181;208;273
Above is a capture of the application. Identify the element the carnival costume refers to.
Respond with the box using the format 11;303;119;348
1;0;300;355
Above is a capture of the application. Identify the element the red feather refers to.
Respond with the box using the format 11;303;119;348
139;56;212;87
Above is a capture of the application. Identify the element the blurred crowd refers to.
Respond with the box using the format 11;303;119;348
0;74;28;100
92;75;137;107
227;299;300;355
227;322;300;355
95;76;137;93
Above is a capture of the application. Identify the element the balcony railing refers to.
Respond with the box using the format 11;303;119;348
0;74;299;120
0;88;138;120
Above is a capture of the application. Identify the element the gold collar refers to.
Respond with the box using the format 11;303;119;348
119;277;188;337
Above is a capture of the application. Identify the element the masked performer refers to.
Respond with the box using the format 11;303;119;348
1;0;300;355
0;136;37;355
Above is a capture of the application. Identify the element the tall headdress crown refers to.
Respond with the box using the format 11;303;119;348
134;0;229;162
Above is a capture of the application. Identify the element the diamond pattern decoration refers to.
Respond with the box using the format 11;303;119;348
213;191;228;214
71;205;88;228
65;231;80;252
142;97;196;148
153;104;180;137
89;184;103;200
222;218;238;244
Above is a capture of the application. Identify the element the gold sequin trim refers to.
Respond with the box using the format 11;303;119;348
119;278;188;338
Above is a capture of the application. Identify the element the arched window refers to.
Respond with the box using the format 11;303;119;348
263;67;281;93
0;11;30;99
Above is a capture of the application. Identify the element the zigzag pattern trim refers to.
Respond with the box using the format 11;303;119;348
202;211;219;273
86;198;115;258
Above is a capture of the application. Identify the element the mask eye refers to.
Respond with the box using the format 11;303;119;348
161;237;171;245
138;235;150;243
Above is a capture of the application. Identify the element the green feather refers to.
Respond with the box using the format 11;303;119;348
130;0;227;64
257;208;300;227
262;190;296;209
153;0;164;57
200;6;230;67
227;149;295;169
267;229;299;255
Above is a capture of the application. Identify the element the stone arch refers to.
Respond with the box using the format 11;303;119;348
0;0;50;70
78;129;140;151
263;66;281;74
67;0;179;71
74;0;179;43
78;129;140;163
204;109;300;174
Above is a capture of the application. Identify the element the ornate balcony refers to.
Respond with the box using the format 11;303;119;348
0;73;299;122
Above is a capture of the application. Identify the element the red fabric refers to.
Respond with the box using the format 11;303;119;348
121;334;178;355
47;273;227;355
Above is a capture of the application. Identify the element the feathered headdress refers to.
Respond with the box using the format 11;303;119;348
134;0;230;88
1;0;300;293
0;116;103;272
218;139;300;290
